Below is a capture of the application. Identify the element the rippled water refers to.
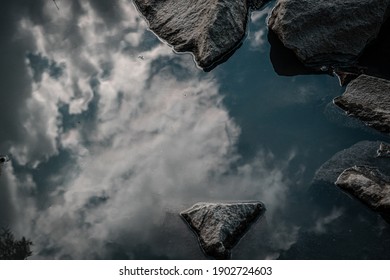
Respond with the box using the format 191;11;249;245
1;0;390;260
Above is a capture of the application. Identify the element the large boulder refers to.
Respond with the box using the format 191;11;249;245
133;0;270;70
180;201;265;259
268;0;390;67
334;75;390;134
336;166;390;220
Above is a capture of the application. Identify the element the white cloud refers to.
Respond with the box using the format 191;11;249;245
249;29;266;49
248;7;272;50
250;6;272;24
313;208;344;234
2;0;298;259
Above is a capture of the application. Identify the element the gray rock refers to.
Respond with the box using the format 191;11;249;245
180;201;265;259
377;142;390;158
335;166;390;217
268;0;390;67
314;141;390;184
133;0;270;70
334;75;390;134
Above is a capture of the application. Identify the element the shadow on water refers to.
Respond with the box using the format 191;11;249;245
268;16;390;80
203;42;243;72
267;30;324;77
358;16;390;80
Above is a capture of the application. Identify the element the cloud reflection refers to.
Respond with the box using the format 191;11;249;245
248;6;272;51
313;208;344;234
0;0;298;259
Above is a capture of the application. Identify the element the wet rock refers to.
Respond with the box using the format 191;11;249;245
377;142;390;158
334;75;390;134
268;0;390;67
335;166;390;219
314;141;390;184
133;0;270;70
180;201;265;259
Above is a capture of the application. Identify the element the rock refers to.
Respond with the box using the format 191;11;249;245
133;0;270;70
180;201;265;259
314;141;390;184
268;0;390;67
335;166;390;218
334;75;390;134
377;142;390;158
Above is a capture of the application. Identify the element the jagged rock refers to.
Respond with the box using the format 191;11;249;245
335;166;390;219
268;0;390;67
334;75;390;134
377;142;390;158
180;201;265;259
133;0;270;70
314;141;390;184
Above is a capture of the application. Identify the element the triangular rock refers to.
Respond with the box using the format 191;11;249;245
180;202;265;259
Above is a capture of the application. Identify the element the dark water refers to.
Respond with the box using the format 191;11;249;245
1;0;390;260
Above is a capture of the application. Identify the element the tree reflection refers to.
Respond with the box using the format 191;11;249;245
0;227;33;260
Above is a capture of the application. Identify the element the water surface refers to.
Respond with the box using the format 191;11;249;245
1;0;390;260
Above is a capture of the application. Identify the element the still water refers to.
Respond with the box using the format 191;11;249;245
1;0;390;259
